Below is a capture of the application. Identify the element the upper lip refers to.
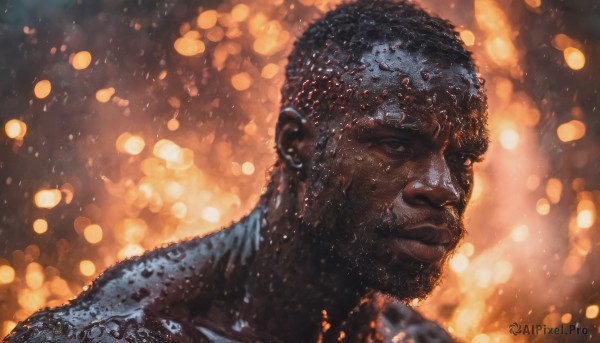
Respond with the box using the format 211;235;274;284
394;224;452;245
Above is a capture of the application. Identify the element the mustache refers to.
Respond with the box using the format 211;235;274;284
375;207;465;245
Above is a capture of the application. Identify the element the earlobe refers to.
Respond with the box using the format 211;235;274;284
275;107;310;174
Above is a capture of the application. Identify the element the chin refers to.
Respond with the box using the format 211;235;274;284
357;257;447;301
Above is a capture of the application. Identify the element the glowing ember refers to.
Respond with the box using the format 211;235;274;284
4;119;27;139
241;161;255;175
32;219;48;234
201;206;221;223
71;51;92;70
25;263;44;290
563;47;585;70
83;224;103;244
167;118;180;131
449;253;469;273
459;30;475;46
536;198;551;215
231;4;250;22
116;132;146;155
95;87;116;103
499;128;519;150
79;260;96;276
33;79;51;99
174;34;206;56
557;120;586;142
585;305;599;319
231;72;252;91
0;265;15;285
33;189;62;209
524;0;542;8
197;10;218;29
261;63;279;79
510;224;529;242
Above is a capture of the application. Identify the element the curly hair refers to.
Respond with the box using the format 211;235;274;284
281;0;481;119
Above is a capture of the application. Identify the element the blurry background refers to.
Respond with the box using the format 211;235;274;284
0;0;598;341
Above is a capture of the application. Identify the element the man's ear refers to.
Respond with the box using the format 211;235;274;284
275;107;312;176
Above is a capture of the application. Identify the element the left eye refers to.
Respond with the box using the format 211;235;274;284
450;153;477;168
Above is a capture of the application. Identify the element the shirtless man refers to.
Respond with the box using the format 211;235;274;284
6;0;488;341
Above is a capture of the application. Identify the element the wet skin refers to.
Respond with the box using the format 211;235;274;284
6;42;487;343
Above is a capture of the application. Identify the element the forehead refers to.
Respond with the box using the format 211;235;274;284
331;42;487;150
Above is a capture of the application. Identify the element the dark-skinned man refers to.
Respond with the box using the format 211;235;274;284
6;0;488;342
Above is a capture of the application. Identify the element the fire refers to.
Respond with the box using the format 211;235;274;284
71;51;92;70
34;189;62;209
4;119;27;139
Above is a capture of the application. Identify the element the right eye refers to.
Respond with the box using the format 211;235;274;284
378;138;412;158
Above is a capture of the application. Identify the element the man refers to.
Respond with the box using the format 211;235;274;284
6;0;488;342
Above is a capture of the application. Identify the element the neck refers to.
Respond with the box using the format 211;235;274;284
235;170;365;341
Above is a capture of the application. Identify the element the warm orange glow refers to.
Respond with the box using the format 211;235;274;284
4;119;27;139
510;225;529;242
0;265;15;284
117;244;145;260
71;51;92;70
585;305;599;319
171;202;188;219
116;132;146;155
25;263;44;290
561;313;572;324
557;120;585;142
459;30;476;46
459;242;475;257
499;128;519;150
450;253;469;273
2;321;16;338
577;199;595;229
174;34;206;56
167;118;180;131
552;33;572;50
201;207;221;223
95;87;116;103
241;161;255;175
564;47;585;70
33;79;52;99
231;4;250;22
79;260;96;276
545;178;562;204
153;139;182;162
471;333;490;343
32;219;48;234
261;63;279;79
536;198;550;215
524;0;541;8
34;189;62;209
121;218;147;244
197;10;218;29
83;224;103;244
231;72;252;91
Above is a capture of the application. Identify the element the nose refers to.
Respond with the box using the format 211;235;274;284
403;155;461;209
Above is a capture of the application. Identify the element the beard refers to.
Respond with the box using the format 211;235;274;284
299;162;465;301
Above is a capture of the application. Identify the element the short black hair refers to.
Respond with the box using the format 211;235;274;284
281;0;481;119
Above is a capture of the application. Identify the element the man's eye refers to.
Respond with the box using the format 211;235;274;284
450;153;478;168
379;139;411;155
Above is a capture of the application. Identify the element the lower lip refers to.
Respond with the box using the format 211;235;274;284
391;238;448;263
